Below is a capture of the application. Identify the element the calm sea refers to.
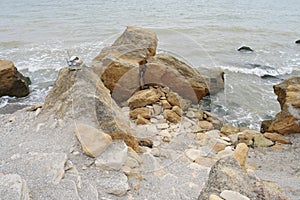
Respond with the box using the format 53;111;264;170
1;0;300;129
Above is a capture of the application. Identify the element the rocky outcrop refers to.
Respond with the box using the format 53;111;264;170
261;77;300;134
41;67;140;152
92;27;220;104
92;26;158;103
0;60;30;97
198;157;289;200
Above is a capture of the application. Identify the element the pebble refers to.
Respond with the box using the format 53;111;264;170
220;190;250;200
157;123;169;129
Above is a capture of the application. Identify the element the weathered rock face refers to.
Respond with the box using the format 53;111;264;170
92;27;219;104
41;67;140;152
198;157;289;200
261;77;300;134
0;60;30;97
92;26;158;103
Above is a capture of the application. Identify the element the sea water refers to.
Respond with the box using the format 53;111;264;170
1;0;299;129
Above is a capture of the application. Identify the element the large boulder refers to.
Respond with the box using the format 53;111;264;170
0;60;30;97
198;157;289;200
41;67;140;152
92;27;217;104
261;77;300;134
92;26;158;103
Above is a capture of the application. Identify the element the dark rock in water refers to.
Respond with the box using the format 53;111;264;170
260;74;282;80
295;39;300;44
0;60;30;97
261;77;300;134
238;46;254;52
198;157;290;200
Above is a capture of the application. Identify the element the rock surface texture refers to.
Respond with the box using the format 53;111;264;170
0;60;30;97
262;77;300;134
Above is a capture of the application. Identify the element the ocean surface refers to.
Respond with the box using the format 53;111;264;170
1;0;300;129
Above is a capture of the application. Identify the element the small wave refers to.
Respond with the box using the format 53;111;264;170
219;63;293;77
0;98;8;109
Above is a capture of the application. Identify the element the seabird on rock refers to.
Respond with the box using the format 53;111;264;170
67;56;85;70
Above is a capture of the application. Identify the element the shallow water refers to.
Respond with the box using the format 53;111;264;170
1;0;300;129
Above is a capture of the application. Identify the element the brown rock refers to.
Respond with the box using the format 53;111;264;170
262;77;300;134
75;124;112;157
160;99;172;109
128;88;162;109
136;115;151;125
172;105;183;117
221;124;240;136
92;26;158;103
145;54;210;103
237;129;260;146
232;143;249;170
199;121;214;131
166;91;182;107
129;107;151;119
0;60;30;97
263;132;291;144
163;109;181;123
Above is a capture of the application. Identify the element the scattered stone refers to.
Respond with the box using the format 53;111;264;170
237;46;254;52
199;121;214;131
162;136;171;143
172;105;183;117
221;124;240;136
161;99;172;109
166;91;182;107
130;107;151;119
157;123;169;129
136;115;151;125
159;129;172;138
232;143;249;170
209;194;223;200
128;88;162;109
263;132;292;144
75;123;112;157
0;60;30;97
0;174;30;200
220;190;250;200
95;140;128;170
137;137;153;148
152;104;162;116
163;109;181;123
253;134;274;147
237;129;260;146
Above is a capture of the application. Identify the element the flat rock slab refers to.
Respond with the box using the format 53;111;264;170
0;174;30;200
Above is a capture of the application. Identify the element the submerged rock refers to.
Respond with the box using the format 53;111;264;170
0;60;30;97
237;46;254;52
261;77;300;134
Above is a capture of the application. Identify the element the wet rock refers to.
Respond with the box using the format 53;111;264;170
0;60;30;97
295;39;300;44
0;174;30;200
41;67;140;152
95;140;128;170
263;132;292;144
198;156;289;200
221;124;240;136
75;123;112;157
262;77;300;134
237;46;254;52
130;107;151;119
92;26;158;103
128;88;162;109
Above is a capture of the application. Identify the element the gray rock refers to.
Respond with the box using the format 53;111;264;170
95;140;128;170
220;190;250;200
198;156;290;200
0;174;30;200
